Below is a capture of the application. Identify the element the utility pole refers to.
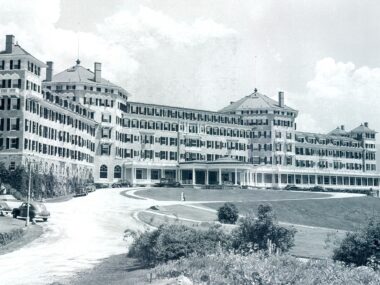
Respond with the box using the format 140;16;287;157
26;161;32;227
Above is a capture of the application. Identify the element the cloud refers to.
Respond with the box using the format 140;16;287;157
98;6;236;49
293;57;380;134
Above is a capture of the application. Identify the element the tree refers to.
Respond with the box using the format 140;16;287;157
333;218;380;268
232;204;296;253
218;202;239;224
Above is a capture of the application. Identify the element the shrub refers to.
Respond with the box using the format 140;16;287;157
217;202;239;224
333;218;380;268
153;251;380;285
128;224;228;266
232;204;296;253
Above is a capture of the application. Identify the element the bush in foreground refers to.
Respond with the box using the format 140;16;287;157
127;224;228;266
153;251;380;285
217;202;239;224
232;204;297;253
333;218;380;268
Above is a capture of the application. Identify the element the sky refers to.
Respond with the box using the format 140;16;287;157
1;0;380;135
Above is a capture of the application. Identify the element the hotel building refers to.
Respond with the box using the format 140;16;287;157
0;35;378;191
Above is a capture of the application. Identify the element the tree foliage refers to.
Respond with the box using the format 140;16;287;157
232;204;297;253
333;218;380;268
217;202;239;224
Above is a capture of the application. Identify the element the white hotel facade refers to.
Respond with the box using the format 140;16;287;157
0;35;378;191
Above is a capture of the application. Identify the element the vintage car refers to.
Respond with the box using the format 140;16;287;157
12;202;50;222
154;178;182;188
0;201;12;216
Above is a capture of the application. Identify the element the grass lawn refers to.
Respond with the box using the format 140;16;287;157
203;197;380;231
137;206;344;259
135;188;330;202
0;216;43;255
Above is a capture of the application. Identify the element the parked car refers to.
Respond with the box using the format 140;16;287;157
94;183;109;189
111;181;132;188
154;178;181;188
74;186;88;197
0;201;11;216
12;202;50;222
309;185;326;192
284;184;299;190
84;183;96;193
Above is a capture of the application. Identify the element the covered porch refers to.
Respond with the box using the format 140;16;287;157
179;157;253;186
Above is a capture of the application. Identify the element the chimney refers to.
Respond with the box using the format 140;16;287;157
46;61;54;82
341;125;345;131
230;101;234;105
5;35;15;53
94;62;102;83
278;91;284;107
364;122;368;128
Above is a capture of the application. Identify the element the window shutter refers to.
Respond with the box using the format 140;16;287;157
15;138;19;149
16;118;20;130
6;118;10;130
0;118;3;131
6;138;9;149
7;98;11;110
17;98;20;109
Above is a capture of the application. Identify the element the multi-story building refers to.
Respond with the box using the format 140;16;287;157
0;35;96;182
0;35;378;191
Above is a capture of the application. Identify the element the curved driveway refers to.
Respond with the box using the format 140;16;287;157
0;188;364;285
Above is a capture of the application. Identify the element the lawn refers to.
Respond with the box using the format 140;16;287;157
203;197;380;231
135;188;330;202
137;205;345;259
0;216;43;255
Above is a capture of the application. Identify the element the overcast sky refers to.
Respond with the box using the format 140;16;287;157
1;0;380;134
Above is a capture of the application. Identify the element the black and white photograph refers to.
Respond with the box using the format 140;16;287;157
0;1;379;284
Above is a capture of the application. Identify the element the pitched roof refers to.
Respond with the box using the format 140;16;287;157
219;91;296;113
0;44;46;66
51;63;120;89
350;124;377;134
328;127;349;136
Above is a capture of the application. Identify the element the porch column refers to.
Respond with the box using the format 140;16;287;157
131;166;135;185
192;167;196;185
234;168;238;185
147;168;151;183
205;169;209;185
218;168;222;185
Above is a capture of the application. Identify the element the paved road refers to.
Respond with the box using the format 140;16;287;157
0;188;153;285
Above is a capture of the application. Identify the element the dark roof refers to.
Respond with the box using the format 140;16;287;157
350;124;377;134
52;63;121;89
0;44;46;66
219;91;297;113
328;127;349;136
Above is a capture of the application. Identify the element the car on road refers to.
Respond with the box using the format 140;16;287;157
0;201;12;216
284;184;299;190
309;185;326;192
74;186;88;197
12;202;50;222
111;181;132;188
84;183;96;193
154;178;182;188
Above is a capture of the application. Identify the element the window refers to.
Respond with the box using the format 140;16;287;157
151;169;160;180
9;138;19;149
99;165;108;178
10;118;19;131
10;98;20;110
9;161;16;171
114;165;121;178
100;144;110;155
